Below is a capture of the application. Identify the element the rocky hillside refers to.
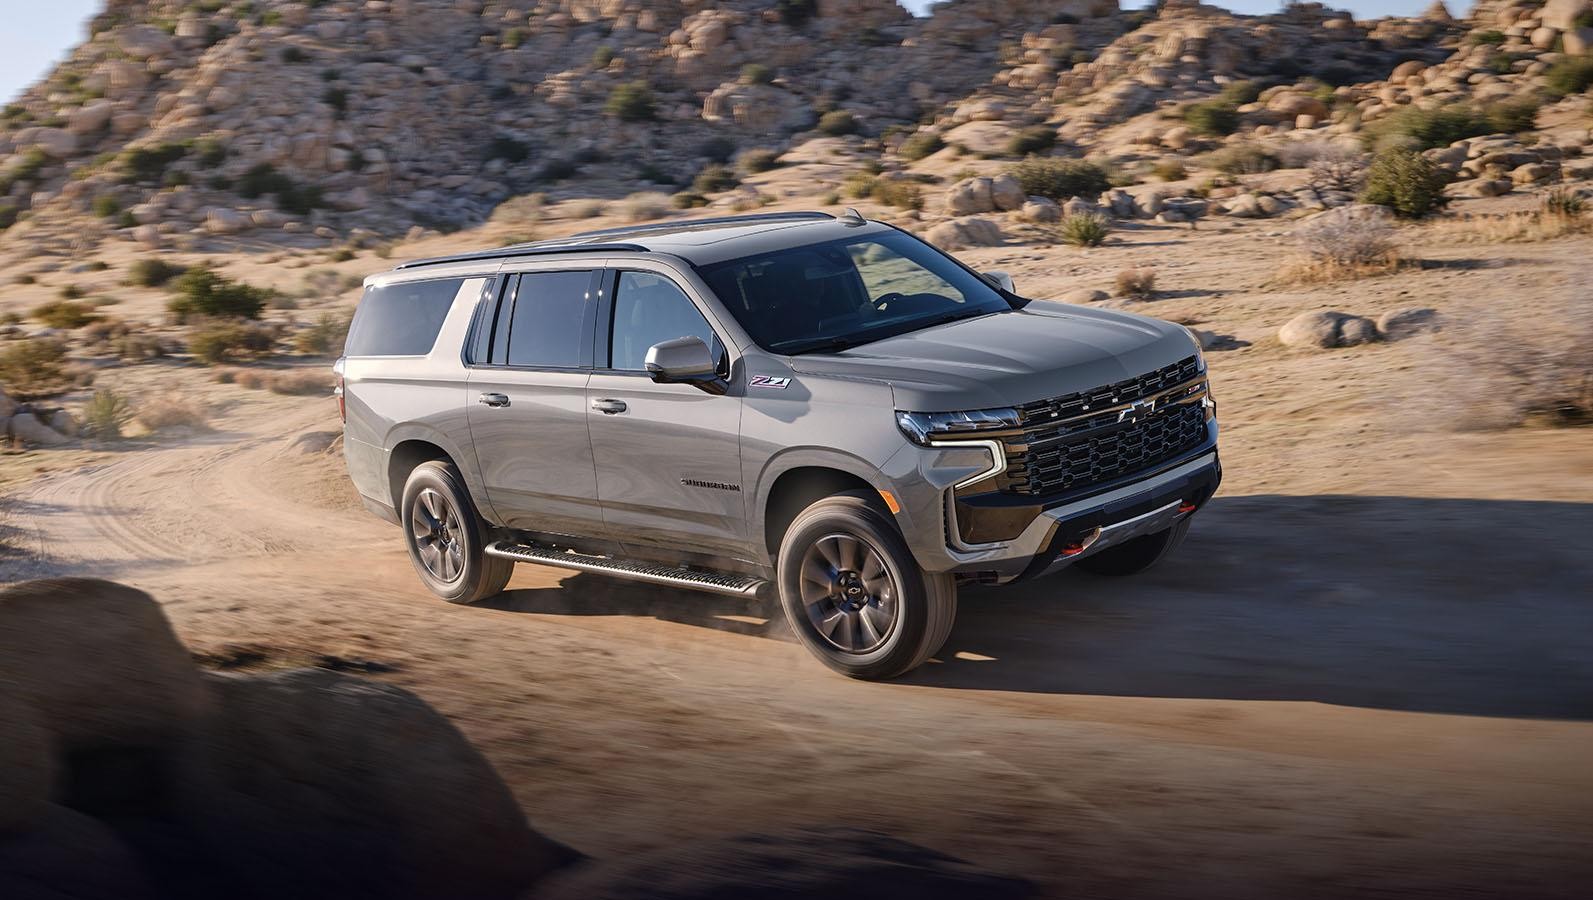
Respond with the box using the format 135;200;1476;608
0;0;1590;249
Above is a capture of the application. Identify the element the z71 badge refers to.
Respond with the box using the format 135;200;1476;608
749;375;791;389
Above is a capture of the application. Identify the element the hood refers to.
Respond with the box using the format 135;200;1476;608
787;303;1199;411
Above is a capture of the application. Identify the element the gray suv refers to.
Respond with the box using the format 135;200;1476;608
337;211;1220;679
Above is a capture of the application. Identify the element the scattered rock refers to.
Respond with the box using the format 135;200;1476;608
1278;311;1380;350
1020;197;1061;223
1474;178;1513;197
924;217;1004;249
988;174;1026;212
942;175;1023;215
6;412;72;448
1338;316;1379;346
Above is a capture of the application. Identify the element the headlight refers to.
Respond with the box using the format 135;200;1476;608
896;407;1020;446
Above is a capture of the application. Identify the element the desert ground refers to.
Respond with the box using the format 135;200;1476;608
2;184;1590;898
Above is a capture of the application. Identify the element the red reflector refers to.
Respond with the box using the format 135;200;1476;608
1061;543;1087;556
1178;502;1197;514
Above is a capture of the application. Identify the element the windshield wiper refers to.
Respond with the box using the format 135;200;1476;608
775;335;874;356
916;308;995;330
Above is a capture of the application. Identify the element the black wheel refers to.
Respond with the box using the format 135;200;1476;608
1075;518;1191;577
776;490;956;680
400;460;514;604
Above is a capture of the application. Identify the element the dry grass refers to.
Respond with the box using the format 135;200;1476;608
214;367;331;396
1427;207;1591;245
566;199;607;219
620;191;672;222
1115;268;1157;300
136;398;210;432
1274;206;1404;285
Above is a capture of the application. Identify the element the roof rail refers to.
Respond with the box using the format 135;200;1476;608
559;210;835;242
393;242;648;270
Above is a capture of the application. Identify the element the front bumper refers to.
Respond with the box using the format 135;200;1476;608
891;429;1221;582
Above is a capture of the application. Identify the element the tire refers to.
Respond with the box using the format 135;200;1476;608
1074;518;1192;577
400;460;514;604
776;490;957;680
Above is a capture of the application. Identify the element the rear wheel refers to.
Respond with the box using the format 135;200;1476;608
400;460;514;604
776;490;956;680
1075;518;1191;577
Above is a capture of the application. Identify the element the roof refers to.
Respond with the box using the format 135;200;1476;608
393;210;887;271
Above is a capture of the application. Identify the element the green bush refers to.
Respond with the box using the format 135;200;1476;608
869;179;923;211
672;192;708;209
591;46;615;69
120;143;187;183
236;163;323;215
1206;144;1278;175
1008;157;1110;201
1365;104;1482;152
1005;126;1057;157
83;389;134;440
775;0;817;27
1152;159;1188;181
194;137;227;168
898;131;946;161
0;204;17;231
1058;213;1110;247
295;312;352;355
817;110;858;136
1468;30;1506;46
692;164;739;194
1483;98;1540;134
92;195;120;218
1544;55;1593;98
605;81;655;121
735;148;782;174
1183;101;1240;137
0;338;67;398
128;258;186;287
31;300;100;329
167;267;276;321
486;136;529;163
1218;80;1262;106
502;26;525;49
1361;148;1450;218
740;63;775;85
187;320;276;364
322;87;349;117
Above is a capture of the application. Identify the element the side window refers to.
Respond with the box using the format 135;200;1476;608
345;277;474;357
609;271;720;371
504;270;594;368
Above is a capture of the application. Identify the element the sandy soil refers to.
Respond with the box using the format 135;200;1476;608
3;203;1592;898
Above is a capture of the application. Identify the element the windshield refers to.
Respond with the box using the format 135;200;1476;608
696;229;1014;354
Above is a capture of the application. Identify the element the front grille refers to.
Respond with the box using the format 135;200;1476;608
1002;355;1208;497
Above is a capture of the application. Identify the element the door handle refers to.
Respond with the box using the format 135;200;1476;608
478;392;510;408
591;398;627;415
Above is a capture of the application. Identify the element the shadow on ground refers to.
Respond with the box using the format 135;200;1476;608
485;494;1593;720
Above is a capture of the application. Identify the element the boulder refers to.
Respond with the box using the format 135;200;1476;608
1530;26;1559;49
1474;178;1513;197
941;177;996;216
924;218;1004;250
1378;307;1441;340
1223;193;1264;218
1020;197;1061;223
116;24;175;59
1511;162;1558;185
66;100;116;136
534;827;1034;900
180;668;571;900
1266;92;1330;122
1100;188;1139;219
0;805;155;900
25;127;77;159
0;579;208;752
988;174;1026;212
0;692;53;834
1279;311;1379;350
1391;60;1426;81
7;413;72;448
1543;0;1592;31
1161;125;1192;150
1566;27;1593;55
1061;196;1096;218
47;409;79;438
203;207;252;235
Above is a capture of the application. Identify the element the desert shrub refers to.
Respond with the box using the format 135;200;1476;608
692;164;739;194
115;333;167;360
869;179;924;211
264;370;331;396
236;163;322;215
775;0;817;27
92;195;120;218
31;300;100;329
672;192;708;209
1363;102;1532;153
1294;207;1398;268
1304;144;1369;192
83;389;135;439
58;284;85;300
605;82;655;121
740;63;775;85
817;110;858;136
119;143;187;183
1183;100;1240;137
1468;30;1506;46
1009;157;1110;201
1483;99;1540;134
566;198;607;218
1543;188;1587;219
736;148;782;174
1218;80;1262;106
1152;159;1187;182
136;397;210;431
167;267;276;321
592;46;615;69
620;191;672;222
1115;268;1156;299
898;132;945;161
841;171;878;199
294;312;351;355
0;338;68;398
186;320;276;364
128;258;186;287
1544;55;1593;98
1006;126;1057;157
0;204;18;231
1058;212;1110;247
1361;149;1450;218
1429;191;1591;244
1205;144;1278;175
486;136;529;163
81;318;131;346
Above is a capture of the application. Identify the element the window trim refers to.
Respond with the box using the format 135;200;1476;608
594;267;730;379
466;268;600;372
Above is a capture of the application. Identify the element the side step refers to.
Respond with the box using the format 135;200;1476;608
485;540;767;598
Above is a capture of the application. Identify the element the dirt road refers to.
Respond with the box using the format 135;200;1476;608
3;364;1590;900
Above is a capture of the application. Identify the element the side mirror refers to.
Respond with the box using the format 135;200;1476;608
982;270;1016;294
644;336;727;395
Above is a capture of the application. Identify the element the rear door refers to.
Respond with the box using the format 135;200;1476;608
586;267;748;561
466;268;605;539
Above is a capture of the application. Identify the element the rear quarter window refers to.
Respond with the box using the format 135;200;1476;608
344;277;475;357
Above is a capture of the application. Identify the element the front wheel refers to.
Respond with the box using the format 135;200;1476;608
400;460;514;604
776;490;956;680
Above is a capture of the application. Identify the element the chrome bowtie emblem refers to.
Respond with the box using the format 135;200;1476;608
1118;399;1156;423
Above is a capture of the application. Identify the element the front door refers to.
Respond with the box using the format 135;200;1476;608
466;269;606;540
586;269;748;561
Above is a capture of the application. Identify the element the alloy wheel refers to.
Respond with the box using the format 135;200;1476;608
799;532;898;653
411;488;465;583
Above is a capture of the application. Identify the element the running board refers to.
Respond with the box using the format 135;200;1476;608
485;540;766;597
